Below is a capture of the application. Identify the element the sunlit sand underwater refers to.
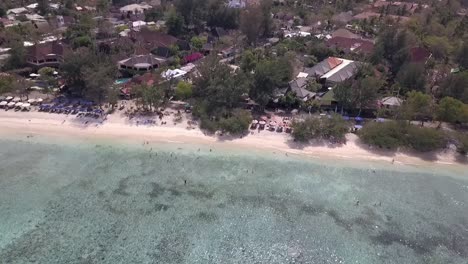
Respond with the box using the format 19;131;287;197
0;138;467;264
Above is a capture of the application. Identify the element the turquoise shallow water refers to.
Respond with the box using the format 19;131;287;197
0;138;467;264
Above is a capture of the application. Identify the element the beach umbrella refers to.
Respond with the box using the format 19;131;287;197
12;97;21;102
0;101;7;106
15;102;23;107
30;86;43;91
259;120;266;125
36;98;43;103
27;98;36;103
22;103;31;108
7;102;15;107
6;96;13;101
252;120;258;124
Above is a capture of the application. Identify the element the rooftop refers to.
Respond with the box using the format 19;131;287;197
320;58;357;83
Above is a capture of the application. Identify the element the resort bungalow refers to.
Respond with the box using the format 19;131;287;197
326;37;375;55
288;78;316;102
119;3;152;15
25;41;66;69
380;96;403;109
305;57;360;86
129;28;190;57
118;54;166;72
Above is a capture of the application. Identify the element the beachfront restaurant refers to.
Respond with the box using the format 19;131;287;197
118;54;166;72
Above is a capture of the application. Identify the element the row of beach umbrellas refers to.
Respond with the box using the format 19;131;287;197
0;96;43;103
0;101;31;108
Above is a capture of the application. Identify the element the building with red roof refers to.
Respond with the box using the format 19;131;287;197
409;47;432;63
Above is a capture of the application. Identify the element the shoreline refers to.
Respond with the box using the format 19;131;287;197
0;111;466;170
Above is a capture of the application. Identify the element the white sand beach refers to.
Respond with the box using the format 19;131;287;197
0;111;465;168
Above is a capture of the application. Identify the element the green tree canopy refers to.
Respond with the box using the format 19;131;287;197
250;57;292;109
38;67;58;93
190;36;206;51
3;40;25;70
175;81;192;100
166;10;184;36
440;71;468;103
436;96;468;124
0;74;16;94
334;67;383;113
423;36;452;60
372;27;411;75
291;114;348;143
359;121;446;152
359;121;406;150
457;40;468;70
396;63;426;93
82;62;117;106
206;1;239;29
240;50;258;73
193;55;250;113
400;91;433;123
218;109;252;135
134;84;164;111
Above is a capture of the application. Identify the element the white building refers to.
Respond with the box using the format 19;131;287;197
120;3;152;14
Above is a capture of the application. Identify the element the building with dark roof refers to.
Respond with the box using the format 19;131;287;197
288;78;316;101
326;37;375;55
26;41;67;68
130;28;178;51
118;54;167;72
332;11;354;24
129;28;190;54
304;57;343;77
304;57;361;85
331;28;360;39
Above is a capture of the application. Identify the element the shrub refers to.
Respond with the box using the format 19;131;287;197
291;114;348;143
198;109;252;135
219;109;252;135
199;115;218;133
0;74;15;94
291;117;321;142
406;126;446;152
359;121;447;152
175;81;192;100
454;132;468;155
321;115;348;143
358;121;406;150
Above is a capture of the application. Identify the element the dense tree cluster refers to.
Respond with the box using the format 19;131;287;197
60;48;117;105
334;66;384;114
